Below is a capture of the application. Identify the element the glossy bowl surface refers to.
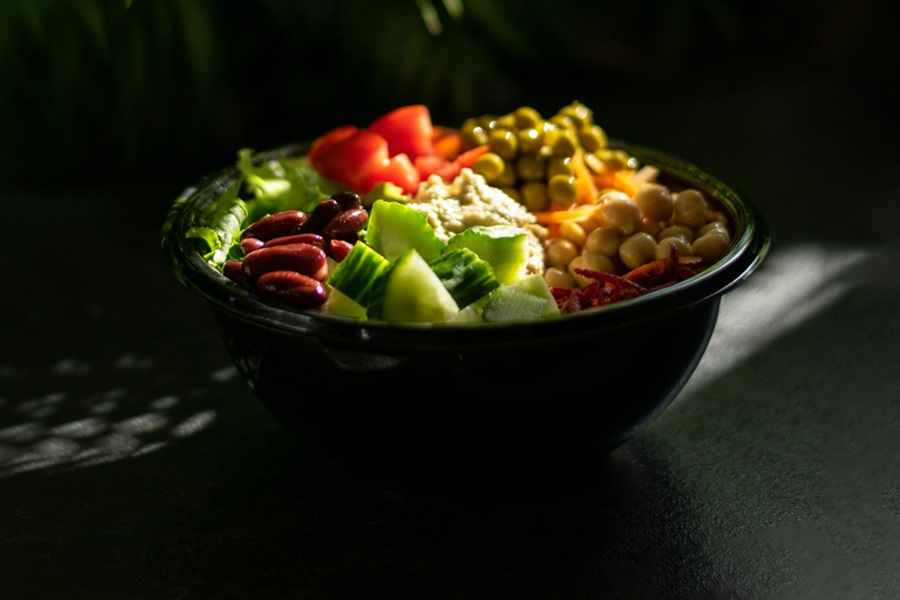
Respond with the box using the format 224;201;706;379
162;141;770;489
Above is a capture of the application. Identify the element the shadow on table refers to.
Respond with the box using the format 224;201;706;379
1;407;707;600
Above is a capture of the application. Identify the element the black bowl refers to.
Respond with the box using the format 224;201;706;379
162;142;769;490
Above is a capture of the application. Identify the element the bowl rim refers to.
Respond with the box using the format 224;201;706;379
161;140;770;348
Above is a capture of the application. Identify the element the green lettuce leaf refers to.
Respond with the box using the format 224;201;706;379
195;180;247;266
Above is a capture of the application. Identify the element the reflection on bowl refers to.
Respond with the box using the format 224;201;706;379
162;142;769;489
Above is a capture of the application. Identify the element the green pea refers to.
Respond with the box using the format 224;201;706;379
551;129;578;158
548;174;579;206
517;128;543;153
579;124;608;152
514;106;543;130
473;152;505;182
479;114;499;130
489;128;519;160
559;102;592;127
516;154;545;181
461;117;488;148
546;156;573;178
549;114;576;133
495;113;516;130
494;159;518;186
520;181;550;212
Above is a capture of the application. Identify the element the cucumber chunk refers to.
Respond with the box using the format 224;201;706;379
322;286;368;319
427;248;500;309
365;199;445;262
482;274;561;322
325;241;389;308
445;225;529;284
448;304;484;324
369;249;460;323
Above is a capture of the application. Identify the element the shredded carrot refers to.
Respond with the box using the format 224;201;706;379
571;149;599;204
532;204;596;225
612;169;640;196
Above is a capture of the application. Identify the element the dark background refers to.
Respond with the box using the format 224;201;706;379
2;0;896;189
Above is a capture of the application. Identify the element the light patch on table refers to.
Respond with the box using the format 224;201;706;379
679;243;870;397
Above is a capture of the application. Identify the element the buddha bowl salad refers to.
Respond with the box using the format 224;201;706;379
186;102;733;324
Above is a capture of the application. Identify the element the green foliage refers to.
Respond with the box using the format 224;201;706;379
0;0;876;183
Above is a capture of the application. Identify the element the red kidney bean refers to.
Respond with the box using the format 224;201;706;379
241;243;328;281
328;239;355;262
331;191;362;211
262;233;325;249
254;270;327;309
298;199;342;234
240;210;307;241
223;260;247;285
240;237;265;255
322;207;369;241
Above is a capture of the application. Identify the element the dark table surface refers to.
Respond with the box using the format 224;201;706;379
2;62;899;599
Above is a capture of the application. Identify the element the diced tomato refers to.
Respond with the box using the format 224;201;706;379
308;125;359;166
431;126;463;160
414;154;461;182
453;144;490;170
368;105;435;160
312;129;389;191
358;153;421;195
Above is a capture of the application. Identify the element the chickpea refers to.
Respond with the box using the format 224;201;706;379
559;219;588;247
692;229;731;265
673;188;708;228
640;217;662;239
696;221;730;240
582;251;616;273
597;190;630;204
599;197;642;235
633;182;674;222
575;213;601;233
659;224;694;243
656;236;693;260
544;266;574;289
546;238;579;268
619;232;657;270
567;255;595;288
583;227;620;257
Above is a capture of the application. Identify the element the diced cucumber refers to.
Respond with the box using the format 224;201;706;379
369;249;460;323
482;274;561;322
365;199;445;261
325;241;389;308
445;225;529;284
362;181;408;207
427;248;500;308
448;304;484;324
321;286;368;319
